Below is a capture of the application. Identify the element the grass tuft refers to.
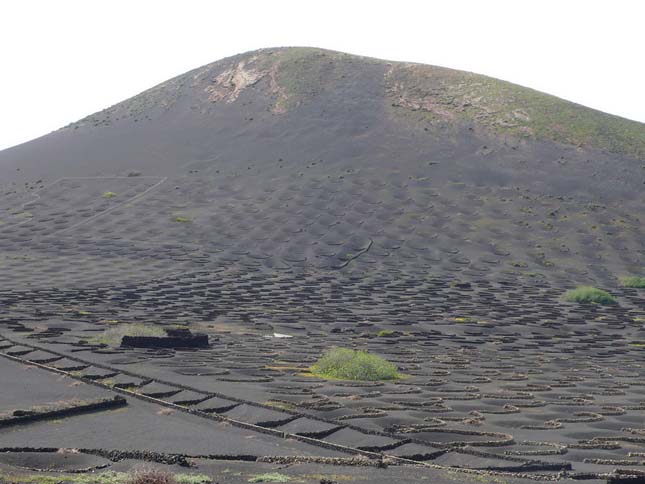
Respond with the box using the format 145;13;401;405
453;316;476;323
376;329;395;337
621;276;645;289
102;191;117;198
127;468;177;484
248;473;291;483
310;348;400;381
563;286;617;305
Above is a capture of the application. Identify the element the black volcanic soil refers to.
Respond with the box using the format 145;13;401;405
0;47;643;483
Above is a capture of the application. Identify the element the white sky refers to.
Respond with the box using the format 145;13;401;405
1;0;644;151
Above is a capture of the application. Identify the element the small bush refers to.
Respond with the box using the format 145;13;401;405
376;329;395;337
127;468;177;484
453;316;476;323
176;475;211;484
248;473;291;483
563;286;617;305
175;216;191;223
621;276;645;288
90;323;166;347
310;348;400;381
102;191;117;198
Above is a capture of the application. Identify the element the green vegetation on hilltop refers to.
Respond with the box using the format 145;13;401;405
267;48;645;157
269;48;335;111
386;61;645;158
310;347;400;381
563;286;617;305
66;47;645;157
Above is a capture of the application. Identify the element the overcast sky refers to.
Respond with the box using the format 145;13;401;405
1;0;643;151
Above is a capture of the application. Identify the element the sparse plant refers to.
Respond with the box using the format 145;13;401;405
125;468;210;484
248;473;291;483
176;476;211;484
310;348;400;381
102;191;117;198
453;316;476;323
263;400;296;411
621;276;645;289
376;329;395;337
563;286;617;305
175;476;211;484
175;216;191;223
127;468;177;484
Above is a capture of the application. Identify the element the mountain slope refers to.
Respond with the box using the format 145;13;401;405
68;47;645;158
2;48;644;188
0;47;642;292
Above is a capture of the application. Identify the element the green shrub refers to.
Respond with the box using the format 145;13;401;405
563;286;617;305
248;474;291;483
89;324;166;347
102;191;117;198
621;276;645;288
453;316;476;323
127;468;177;484
376;329;395;337
310;348;400;381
